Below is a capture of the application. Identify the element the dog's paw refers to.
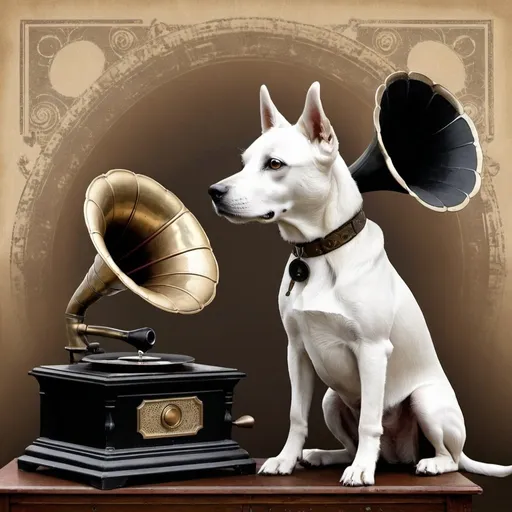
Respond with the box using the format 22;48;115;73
416;456;458;476
300;449;328;467
300;449;352;468
340;464;375;486
300;449;326;467
258;456;297;475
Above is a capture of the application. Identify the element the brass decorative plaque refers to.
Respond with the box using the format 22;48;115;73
137;396;203;439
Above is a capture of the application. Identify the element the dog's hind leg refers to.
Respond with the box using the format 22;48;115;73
412;384;512;477
301;388;357;467
411;383;465;475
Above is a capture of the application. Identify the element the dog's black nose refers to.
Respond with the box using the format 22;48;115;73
208;184;228;203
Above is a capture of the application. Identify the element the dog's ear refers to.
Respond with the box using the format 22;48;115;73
297;82;339;170
297;82;337;147
260;85;290;133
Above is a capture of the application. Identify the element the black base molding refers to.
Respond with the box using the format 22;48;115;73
18;438;256;490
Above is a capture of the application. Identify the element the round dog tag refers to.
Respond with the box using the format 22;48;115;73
288;258;310;282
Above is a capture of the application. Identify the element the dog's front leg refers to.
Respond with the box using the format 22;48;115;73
259;340;315;475
341;339;392;486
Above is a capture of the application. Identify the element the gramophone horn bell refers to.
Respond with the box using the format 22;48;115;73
349;71;483;212
64;169;219;361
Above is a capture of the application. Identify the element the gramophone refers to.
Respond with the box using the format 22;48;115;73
17;169;256;489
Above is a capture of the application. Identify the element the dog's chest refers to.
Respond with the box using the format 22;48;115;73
279;255;365;397
286;306;361;397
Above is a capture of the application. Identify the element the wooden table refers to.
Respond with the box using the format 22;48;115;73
0;458;482;511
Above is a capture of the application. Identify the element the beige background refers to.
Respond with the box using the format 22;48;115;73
1;1;512;511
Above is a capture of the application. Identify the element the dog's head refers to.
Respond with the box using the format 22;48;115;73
208;82;341;229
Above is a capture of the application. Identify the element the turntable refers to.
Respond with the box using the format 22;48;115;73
17;169;256;490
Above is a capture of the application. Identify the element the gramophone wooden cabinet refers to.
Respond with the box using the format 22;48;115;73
17;361;255;490
0;459;481;511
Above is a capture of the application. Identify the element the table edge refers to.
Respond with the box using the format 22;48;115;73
0;484;484;496
0;459;483;496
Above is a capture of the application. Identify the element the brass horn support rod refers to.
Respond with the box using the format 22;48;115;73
64;317;156;364
80;324;156;353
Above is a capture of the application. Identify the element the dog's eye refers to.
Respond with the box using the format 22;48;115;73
268;158;284;170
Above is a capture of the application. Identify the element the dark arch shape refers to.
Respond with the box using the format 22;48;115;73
10;17;500;341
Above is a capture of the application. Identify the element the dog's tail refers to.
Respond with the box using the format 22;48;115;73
459;452;512;477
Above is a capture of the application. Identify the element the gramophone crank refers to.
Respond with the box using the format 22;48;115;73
18;169;256;489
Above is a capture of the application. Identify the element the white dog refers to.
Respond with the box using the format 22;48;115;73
208;82;512;486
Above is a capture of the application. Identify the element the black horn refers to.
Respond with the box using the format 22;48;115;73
349;71;483;212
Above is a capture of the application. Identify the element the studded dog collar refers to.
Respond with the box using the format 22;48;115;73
285;209;367;296
292;209;367;258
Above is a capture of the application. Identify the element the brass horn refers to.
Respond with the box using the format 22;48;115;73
349;71;483;212
64;169;219;363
